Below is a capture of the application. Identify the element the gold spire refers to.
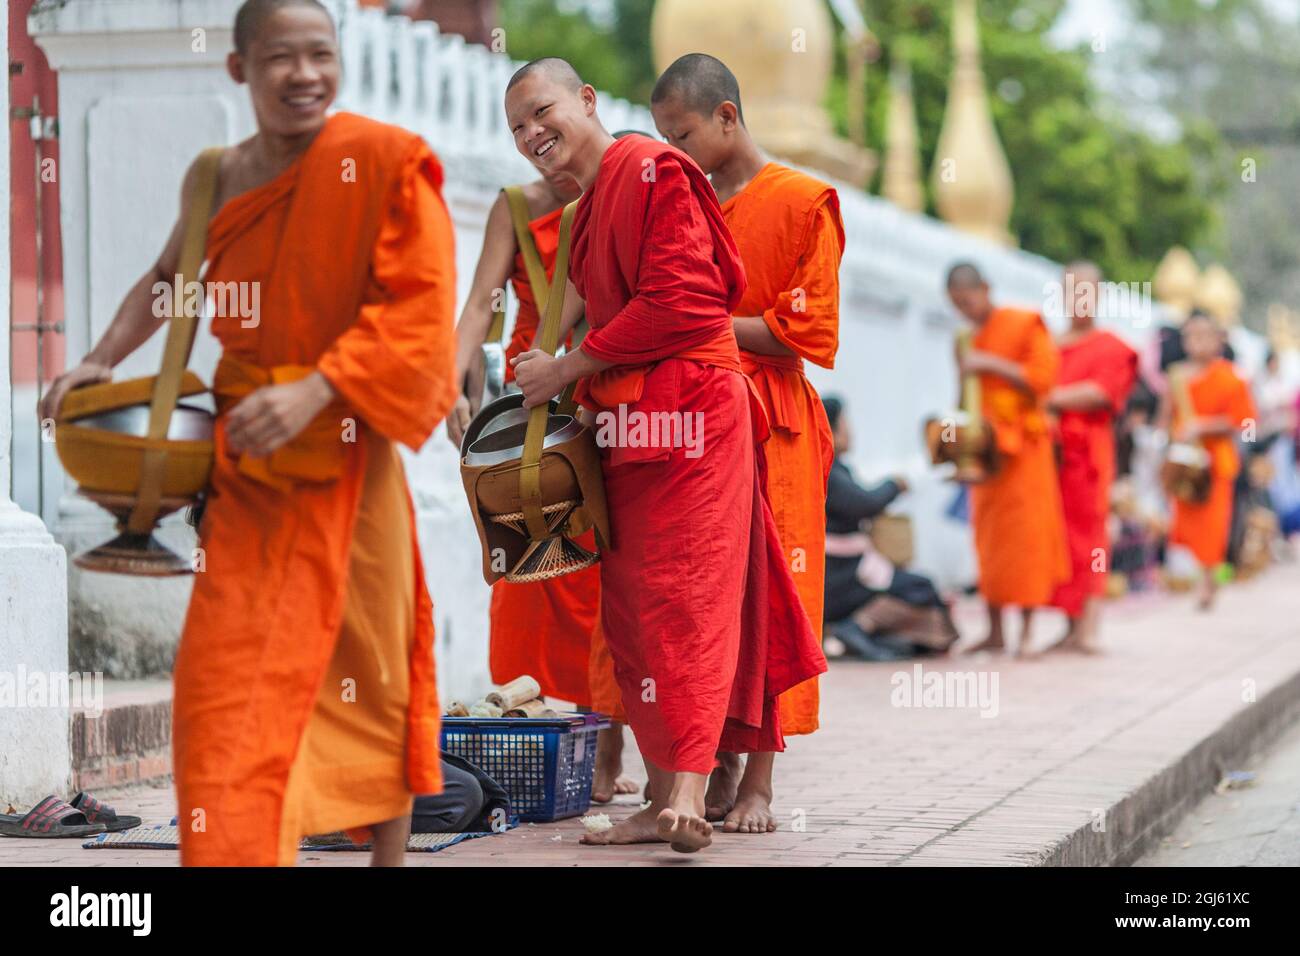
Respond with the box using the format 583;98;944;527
1152;246;1200;320
930;0;1015;245
1196;264;1243;327
651;0;875;186
881;54;924;213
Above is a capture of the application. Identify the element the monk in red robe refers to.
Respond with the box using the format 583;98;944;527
946;263;1070;655
43;0;457;866
505;58;826;852
1164;312;1257;610
650;54;842;833
1046;262;1137;652
447;170;634;802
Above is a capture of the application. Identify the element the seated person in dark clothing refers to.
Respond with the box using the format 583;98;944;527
411;753;512;834
822;396;958;659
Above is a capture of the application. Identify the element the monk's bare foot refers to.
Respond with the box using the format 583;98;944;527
656;807;712;853
580;805;664;846
722;788;776;834
591;727;638;803
704;752;742;821
958;634;1005;655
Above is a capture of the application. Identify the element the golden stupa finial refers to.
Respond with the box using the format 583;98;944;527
1266;304;1297;353
651;0;875;186
1196;263;1243;327
881;52;924;213
1152;246;1200;320
930;0;1015;245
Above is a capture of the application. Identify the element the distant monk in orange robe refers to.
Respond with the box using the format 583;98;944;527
43;1;457;866
651;53;842;834
1046;261;1137;652
946;263;1069;656
447;169;635;803
1165;312;1257;610
505;58;826;852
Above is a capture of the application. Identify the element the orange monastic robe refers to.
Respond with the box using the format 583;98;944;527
970;308;1070;606
1050;330;1137;616
489;204;600;705
1168;358;1257;567
722;163;842;736
171;113;457;866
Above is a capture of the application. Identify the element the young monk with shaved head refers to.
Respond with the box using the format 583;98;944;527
1045;262;1136;652
504;57;826;852
447;167;635;803
650;53;844;834
945;263;1069;656
1163;312;1256;611
43;0;458;865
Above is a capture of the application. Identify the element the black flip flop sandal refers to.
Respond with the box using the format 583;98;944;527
69;792;143;832
0;795;107;838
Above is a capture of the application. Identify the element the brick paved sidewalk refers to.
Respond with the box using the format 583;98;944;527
3;568;1299;867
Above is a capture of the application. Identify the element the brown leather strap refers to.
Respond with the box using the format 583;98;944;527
555;318;589;418
518;199;578;542
127;147;222;534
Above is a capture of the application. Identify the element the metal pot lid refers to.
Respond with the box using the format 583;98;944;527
71;403;214;442
464;414;584;467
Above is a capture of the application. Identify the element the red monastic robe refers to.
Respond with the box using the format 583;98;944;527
172;113;457;865
1168;358;1257;567
723;163;842;737
489;202;599;705
1050;329;1138;616
970;307;1070;606
570;135;826;774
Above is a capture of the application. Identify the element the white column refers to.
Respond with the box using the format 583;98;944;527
1;1;71;808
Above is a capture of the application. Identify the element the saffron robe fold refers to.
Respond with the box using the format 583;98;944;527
969;307;1070;607
1050;329;1137;616
1169;358;1257;567
490;203;600;706
571;135;825;774
171;113;458;866
722;162;843;737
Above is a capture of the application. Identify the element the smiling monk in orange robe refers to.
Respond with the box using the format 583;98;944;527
505;58;825;853
446;170;633;802
1166;312;1257;611
1047;262;1137;653
651;54;842;834
947;263;1069;656
43;2;457;866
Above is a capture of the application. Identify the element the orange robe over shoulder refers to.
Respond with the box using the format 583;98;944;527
1050;330;1137;616
970;307;1070;607
171;113;457;866
489;203;600;706
571;136;826;773
1169;358;1257;567
722;163;842;737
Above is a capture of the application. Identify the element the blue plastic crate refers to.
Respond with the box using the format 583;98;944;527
440;713;611;822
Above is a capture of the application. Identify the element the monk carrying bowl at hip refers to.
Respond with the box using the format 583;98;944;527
504;58;826;853
41;0;459;866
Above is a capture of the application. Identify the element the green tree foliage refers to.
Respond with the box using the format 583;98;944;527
498;0;1221;286
836;0;1219;284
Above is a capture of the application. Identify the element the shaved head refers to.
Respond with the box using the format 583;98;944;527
651;53;745;124
946;262;987;289
508;57;584;94
233;0;333;54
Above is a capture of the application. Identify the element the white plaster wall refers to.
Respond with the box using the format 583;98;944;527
1;2;72;808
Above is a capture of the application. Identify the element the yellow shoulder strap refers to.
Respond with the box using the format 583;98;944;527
127;147;223;535
503;185;553;313
517;199;579;542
